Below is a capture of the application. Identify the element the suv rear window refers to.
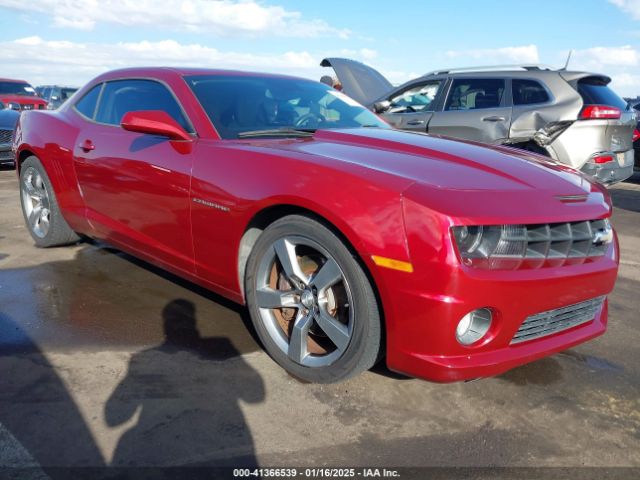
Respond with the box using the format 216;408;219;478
577;77;627;109
512;79;549;105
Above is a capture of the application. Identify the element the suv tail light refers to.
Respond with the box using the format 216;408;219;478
579;105;621;120
593;154;614;164
633;128;640;143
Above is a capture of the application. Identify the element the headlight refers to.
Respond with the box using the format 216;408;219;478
452;219;612;269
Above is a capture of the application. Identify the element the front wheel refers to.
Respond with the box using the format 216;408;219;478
245;215;381;383
20;156;79;247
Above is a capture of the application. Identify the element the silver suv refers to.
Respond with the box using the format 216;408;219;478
322;58;636;185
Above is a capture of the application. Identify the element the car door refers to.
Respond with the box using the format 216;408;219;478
427;77;512;144
72;79;197;274
380;80;445;132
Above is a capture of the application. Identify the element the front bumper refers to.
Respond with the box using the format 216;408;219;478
379;242;618;383
0;146;14;166
580;149;634;185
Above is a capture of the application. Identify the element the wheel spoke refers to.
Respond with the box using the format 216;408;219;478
28;206;42;228
23;177;40;199
310;258;342;292
256;287;299;309
274;238;307;286
315;309;350;351
288;311;313;363
34;173;44;190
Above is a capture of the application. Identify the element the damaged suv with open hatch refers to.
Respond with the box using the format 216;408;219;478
322;58;636;185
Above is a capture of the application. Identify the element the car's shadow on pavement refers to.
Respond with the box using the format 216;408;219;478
0;312;106;477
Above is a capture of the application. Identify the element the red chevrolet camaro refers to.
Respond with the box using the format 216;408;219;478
13;67;618;383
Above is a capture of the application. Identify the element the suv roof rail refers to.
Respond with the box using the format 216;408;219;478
424;64;557;76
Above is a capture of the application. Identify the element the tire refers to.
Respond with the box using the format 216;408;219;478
20;156;80;247
245;215;381;383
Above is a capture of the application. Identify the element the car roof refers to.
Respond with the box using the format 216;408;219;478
0;78;29;83
416;69;606;81
93;67;311;83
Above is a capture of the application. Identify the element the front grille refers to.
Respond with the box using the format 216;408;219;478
500;220;610;259
0;129;13;144
511;296;605;344
0;149;13;161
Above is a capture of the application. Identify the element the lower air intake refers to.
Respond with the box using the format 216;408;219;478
511;296;605;344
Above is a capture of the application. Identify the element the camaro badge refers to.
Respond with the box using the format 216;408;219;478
192;197;230;212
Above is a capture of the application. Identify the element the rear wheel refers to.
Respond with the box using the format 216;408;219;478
20;156;79;247
245;215;381;383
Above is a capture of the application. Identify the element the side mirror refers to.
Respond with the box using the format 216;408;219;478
121;110;192;141
373;100;391;114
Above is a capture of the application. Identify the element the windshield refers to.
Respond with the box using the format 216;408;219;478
185;74;389;139
0;81;37;96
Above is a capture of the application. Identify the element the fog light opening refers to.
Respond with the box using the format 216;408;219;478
456;308;492;345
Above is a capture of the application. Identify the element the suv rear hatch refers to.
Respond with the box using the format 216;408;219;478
547;73;636;183
571;74;636;152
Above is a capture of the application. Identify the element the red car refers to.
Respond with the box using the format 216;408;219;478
0;78;47;111
13;67;618;383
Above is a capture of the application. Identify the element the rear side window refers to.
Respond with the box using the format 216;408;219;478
74;84;102;119
577;77;627;109
95;79;192;132
445;78;505;111
512;79;550;105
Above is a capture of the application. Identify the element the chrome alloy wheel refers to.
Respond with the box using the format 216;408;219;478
255;236;354;367
21;166;51;239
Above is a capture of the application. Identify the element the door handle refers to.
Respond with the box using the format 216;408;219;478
79;139;95;152
482;116;506;122
406;120;425;126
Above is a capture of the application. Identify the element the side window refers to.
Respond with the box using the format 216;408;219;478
42;87;52;100
389;81;442;112
445;78;505;111
74;84;102;119
513;79;550;105
95;79;193;132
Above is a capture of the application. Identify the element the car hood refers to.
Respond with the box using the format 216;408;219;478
233;128;609;222
321;58;394;107
264;128;592;191
0;94;46;105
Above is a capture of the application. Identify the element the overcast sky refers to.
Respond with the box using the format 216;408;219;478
1;0;639;97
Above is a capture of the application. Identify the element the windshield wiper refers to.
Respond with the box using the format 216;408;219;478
238;128;315;138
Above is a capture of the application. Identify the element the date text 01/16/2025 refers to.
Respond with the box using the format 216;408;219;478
233;468;400;478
